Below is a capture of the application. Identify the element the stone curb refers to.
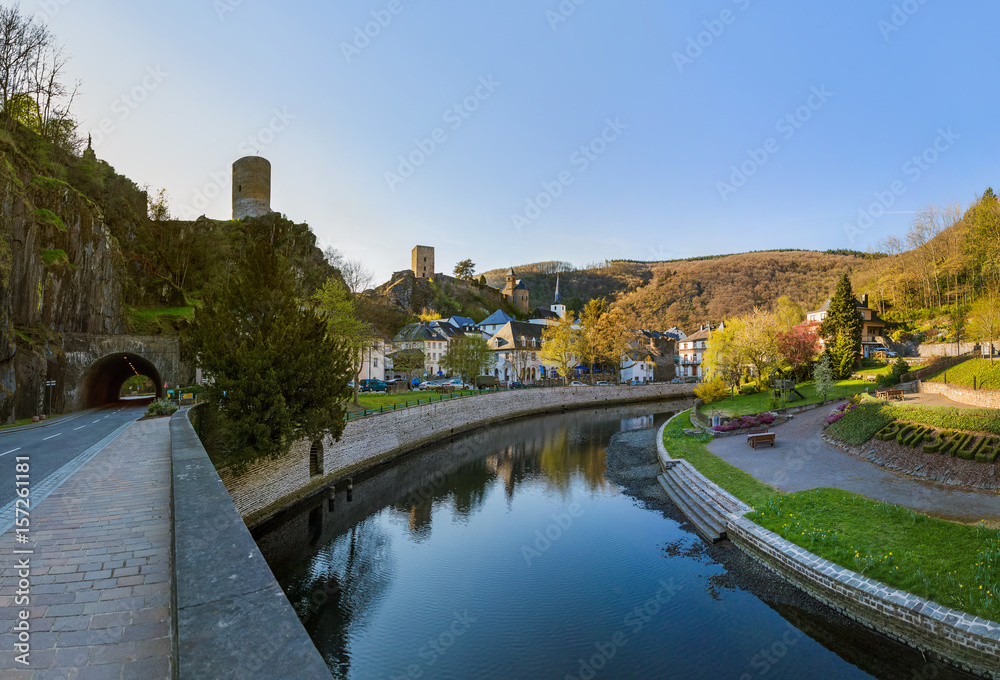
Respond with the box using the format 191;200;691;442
169;409;332;680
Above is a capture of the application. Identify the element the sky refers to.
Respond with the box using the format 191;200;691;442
37;0;1000;285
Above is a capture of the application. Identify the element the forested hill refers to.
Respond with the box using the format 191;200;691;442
482;251;871;331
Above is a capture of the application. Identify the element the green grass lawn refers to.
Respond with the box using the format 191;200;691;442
826;395;1000;444
925;357;1000;390
662;410;780;508
347;389;479;413
855;361;895;377
750;489;1000;622
698;379;869;418
0;415;62;429
664;410;1000;622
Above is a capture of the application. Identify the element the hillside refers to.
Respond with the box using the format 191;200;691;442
481;251;869;331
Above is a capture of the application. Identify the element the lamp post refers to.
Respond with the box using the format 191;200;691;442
45;380;56;417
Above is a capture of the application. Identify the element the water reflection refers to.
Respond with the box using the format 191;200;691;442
255;400;976;680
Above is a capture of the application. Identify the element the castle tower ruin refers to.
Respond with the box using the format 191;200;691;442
232;156;272;220
412;245;434;279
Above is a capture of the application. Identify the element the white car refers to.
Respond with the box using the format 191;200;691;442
569;381;586;386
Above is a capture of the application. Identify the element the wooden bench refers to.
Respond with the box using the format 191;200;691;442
887;388;904;401
748;432;776;449
746;428;767;445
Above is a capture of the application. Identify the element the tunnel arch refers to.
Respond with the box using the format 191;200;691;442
81;352;164;407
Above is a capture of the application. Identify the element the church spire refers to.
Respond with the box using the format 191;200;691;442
553;274;562;304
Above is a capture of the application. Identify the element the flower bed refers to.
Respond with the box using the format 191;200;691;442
823;401;857;427
712;411;776;433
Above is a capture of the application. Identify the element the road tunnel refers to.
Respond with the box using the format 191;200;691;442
81;353;164;407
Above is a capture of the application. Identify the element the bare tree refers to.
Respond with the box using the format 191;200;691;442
341;258;374;294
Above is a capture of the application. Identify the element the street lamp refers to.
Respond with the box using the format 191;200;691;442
45;380;56;417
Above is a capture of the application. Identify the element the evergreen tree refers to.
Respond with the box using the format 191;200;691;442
821;272;862;356
812;353;835;401
190;238;352;466
830;332;857;379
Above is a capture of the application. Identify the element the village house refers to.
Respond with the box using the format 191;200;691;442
799;294;889;358
677;324;720;380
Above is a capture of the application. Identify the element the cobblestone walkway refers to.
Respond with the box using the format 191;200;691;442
1;418;173;679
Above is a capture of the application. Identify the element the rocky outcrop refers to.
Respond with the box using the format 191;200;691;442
0;153;126;422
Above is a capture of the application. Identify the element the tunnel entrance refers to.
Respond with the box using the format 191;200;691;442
82;353;164;407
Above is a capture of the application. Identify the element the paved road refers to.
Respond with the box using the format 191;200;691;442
707;402;1000;524
0;399;150;508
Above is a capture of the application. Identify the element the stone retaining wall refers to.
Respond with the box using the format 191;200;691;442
727;515;1000;679
917;380;1000;409
219;384;694;525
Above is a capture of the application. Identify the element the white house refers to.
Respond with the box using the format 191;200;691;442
677;323;722;380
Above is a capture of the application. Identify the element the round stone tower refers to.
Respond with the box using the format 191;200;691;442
232;156;271;220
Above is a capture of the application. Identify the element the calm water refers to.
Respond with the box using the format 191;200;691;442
256;403;963;680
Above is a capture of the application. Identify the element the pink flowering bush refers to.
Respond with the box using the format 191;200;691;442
824;402;856;426
712;412;777;432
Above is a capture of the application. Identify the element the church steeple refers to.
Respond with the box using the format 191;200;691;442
550;274;566;319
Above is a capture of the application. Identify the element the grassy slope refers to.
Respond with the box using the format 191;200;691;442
663;410;1000;622
347;390;478;413
698;379;869;417
826;396;1000;445
925;357;1000;390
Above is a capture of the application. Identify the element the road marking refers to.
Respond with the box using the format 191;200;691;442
74;426;85;431
93;420;101;423
43;433;62;441
0;448;21;458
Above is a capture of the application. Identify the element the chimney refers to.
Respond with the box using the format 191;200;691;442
861;294;868;308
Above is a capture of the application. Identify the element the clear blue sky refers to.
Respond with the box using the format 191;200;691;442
44;0;999;284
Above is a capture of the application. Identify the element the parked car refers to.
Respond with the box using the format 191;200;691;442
475;376;499;389
509;381;526;389
360;379;386;393
595;381;612;386
417;380;438;390
569;381;586;386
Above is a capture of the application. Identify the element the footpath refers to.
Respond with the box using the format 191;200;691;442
0;418;173;679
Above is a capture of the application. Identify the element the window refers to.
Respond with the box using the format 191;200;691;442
373;358;378;367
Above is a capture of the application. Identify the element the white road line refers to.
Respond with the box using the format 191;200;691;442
74;426;85;431
93;420;101;424
43;433;62;441
0;448;21;458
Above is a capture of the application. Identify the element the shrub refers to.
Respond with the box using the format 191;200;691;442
739;383;759;396
694;376;728;404
145;398;177;417
712;411;777;432
824;402;895;445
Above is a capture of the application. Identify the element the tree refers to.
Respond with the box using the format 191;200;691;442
441;335;494;385
966;188;1000;290
702;320;742;388
577;298;607;383
829;332;857;379
777;326;819;381
820;272;862;356
594;307;637;383
340;258;374;294
731;308;781;383
949;306;968;355
390;348;425;381
190;238;352;466
147;188;170;221
774;296;805;329
453;259;476;280
813;354;835;402
541;319;578;385
314;277;375;406
970;287;1000;363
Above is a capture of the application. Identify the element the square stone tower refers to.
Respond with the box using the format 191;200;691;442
412;246;434;279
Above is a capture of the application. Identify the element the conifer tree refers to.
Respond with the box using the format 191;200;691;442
821;273;862;357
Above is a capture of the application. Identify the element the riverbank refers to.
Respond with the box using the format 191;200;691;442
658;410;1000;678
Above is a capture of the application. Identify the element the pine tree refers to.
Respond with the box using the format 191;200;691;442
821;272;862;356
830;332;857;379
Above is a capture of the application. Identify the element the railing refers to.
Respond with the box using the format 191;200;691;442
344;389;488;421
